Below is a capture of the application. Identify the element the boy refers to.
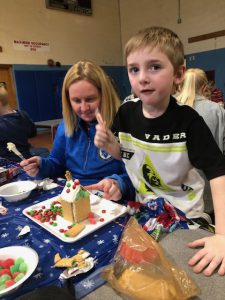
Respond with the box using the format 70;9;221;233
93;27;225;276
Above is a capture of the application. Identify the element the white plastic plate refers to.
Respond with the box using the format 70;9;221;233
23;194;127;243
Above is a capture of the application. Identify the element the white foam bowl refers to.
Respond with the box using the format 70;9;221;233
0;181;37;202
0;246;38;296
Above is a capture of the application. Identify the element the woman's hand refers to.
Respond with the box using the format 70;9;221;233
85;178;122;201
20;156;41;177
188;233;225;276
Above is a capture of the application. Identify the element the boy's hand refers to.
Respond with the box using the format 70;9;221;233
188;234;225;276
85;178;122;201
20;156;41;177
95;111;121;160
95;111;109;149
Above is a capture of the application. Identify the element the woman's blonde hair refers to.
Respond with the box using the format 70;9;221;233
124;26;184;72
176;68;209;107
62;61;120;137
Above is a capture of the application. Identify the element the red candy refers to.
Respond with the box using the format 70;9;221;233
12;272;21;279
0;258;27;292
0;269;11;276
88;212;94;218
1;258;15;269
5;279;15;287
27;201;62;224
89;218;96;224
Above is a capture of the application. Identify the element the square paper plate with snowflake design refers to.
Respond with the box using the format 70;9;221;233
23;194;127;243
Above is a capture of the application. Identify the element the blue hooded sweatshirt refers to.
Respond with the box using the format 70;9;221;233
37;119;134;199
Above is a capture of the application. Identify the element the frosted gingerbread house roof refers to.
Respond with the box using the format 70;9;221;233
61;172;89;203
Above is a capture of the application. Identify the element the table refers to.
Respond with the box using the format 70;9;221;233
0;160;224;300
35;119;62;141
0;167;128;300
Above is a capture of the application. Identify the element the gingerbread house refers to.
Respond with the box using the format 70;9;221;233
60;171;91;223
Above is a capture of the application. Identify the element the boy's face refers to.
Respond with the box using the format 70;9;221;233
127;46;183;116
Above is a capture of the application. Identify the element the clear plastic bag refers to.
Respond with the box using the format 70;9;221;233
103;217;199;300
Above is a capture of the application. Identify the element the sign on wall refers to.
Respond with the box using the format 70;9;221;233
13;40;50;52
46;0;92;16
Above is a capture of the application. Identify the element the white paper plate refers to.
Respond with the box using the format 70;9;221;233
0;181;37;202
23;194;127;243
0;246;38;296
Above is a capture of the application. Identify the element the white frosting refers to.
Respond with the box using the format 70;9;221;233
7;142;24;158
7;142;16;151
61;180;81;203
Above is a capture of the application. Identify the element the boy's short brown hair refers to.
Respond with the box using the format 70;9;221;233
125;26;184;71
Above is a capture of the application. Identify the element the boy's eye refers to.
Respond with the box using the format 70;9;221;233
128;66;139;74
150;64;161;71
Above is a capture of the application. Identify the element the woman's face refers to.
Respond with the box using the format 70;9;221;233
69;80;101;123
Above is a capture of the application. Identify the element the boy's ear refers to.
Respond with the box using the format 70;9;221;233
174;65;186;85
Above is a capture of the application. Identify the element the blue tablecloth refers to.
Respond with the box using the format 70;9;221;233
0;167;128;300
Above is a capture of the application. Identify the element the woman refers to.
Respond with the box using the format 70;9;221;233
21;61;134;201
177;68;225;153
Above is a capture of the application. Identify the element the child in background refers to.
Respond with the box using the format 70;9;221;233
21;60;134;201
0;85;38;161
93;27;225;276
177;68;225;153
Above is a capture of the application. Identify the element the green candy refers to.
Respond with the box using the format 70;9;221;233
19;262;28;273
15;273;25;282
0;284;6;291
15;257;24;268
10;264;19;274
0;274;11;285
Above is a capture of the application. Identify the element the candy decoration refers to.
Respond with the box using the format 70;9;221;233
74;179;80;186
0;274;11;285
0;269;11;276
18;262;27;273
14;273;25;282
27;201;62;225
0;257;28;292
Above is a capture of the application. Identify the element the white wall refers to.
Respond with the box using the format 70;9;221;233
1;0;225;66
120;0;225;60
0;0;122;65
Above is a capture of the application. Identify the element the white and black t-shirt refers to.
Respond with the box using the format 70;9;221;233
112;97;225;218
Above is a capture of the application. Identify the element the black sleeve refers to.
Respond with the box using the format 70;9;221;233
20;111;37;138
111;111;120;138
0;120;8;139
187;115;225;180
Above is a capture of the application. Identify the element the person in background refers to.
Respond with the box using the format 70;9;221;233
123;89;138;103
21;61;134;201
209;80;224;107
0;85;37;162
94;26;225;276
176;68;225;153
